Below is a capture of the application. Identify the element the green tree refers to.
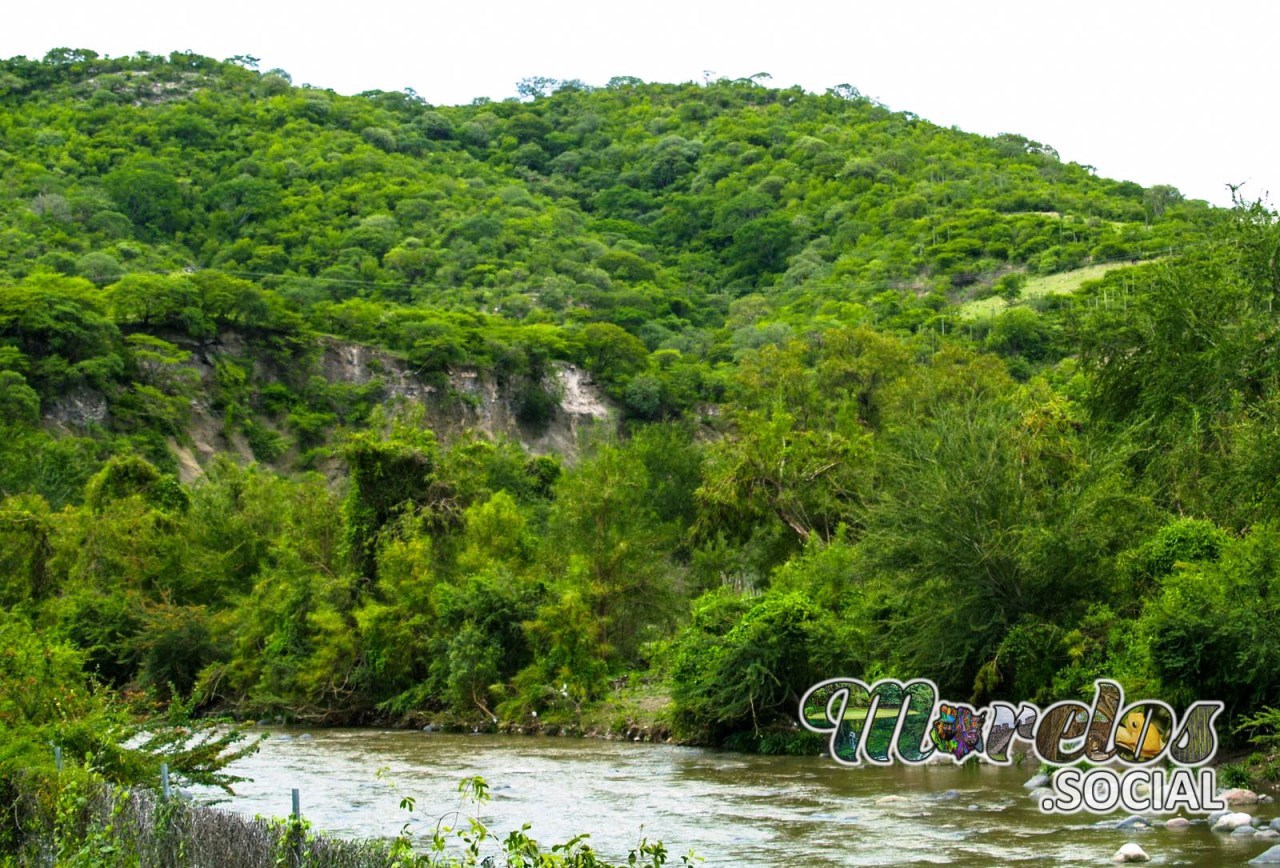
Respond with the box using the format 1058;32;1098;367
103;161;187;236
545;443;675;662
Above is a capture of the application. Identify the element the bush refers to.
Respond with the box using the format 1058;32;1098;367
670;590;852;743
1140;525;1280;729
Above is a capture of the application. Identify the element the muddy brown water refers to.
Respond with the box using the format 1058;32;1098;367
205;730;1278;865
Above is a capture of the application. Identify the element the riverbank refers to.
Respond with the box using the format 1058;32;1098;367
224;678;684;745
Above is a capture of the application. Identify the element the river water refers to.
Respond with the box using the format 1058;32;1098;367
207;729;1278;866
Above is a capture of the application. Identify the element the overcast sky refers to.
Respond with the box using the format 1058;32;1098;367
4;0;1276;207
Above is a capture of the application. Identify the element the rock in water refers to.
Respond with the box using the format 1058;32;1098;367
1024;773;1050;789
1115;815;1152;830
1250;845;1280;864
1114;843;1149;863
1213;812;1254;831
1222;788;1262;805
1165;817;1191;829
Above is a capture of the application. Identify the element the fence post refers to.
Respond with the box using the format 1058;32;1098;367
290;787;303;867
54;745;62;773
161;763;171;800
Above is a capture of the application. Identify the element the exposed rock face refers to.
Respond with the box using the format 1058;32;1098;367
41;333;615;481
558;365;609;418
318;339;433;403
316;338;612;456
44;386;109;428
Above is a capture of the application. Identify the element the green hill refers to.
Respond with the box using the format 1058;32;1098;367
4;49;1279;790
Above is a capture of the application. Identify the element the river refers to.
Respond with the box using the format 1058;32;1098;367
206;729;1278;866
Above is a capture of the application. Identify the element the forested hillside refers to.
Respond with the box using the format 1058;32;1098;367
3;49;1279;787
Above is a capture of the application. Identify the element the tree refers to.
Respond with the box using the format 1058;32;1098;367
516;76;558;100
342;426;442;582
545;443;675;662
698;407;869;547
727;213;797;282
103;161;187;236
860;389;1150;699
0;371;39;425
106;273;204;333
1143;184;1183;221
578;323;647;383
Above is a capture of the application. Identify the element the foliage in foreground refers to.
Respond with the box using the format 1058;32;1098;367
4;770;694;868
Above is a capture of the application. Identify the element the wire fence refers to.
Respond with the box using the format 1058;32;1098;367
10;768;395;868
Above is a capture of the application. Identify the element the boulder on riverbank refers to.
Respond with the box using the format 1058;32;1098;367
1251;845;1280;864
1222;788;1263;805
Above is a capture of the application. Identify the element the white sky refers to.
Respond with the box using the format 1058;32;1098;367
3;0;1277;207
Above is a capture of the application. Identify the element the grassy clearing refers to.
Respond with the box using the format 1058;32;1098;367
577;678;673;738
1023;262;1129;298
958;261;1131;320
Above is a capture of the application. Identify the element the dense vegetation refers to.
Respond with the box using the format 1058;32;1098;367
3;47;1280;812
